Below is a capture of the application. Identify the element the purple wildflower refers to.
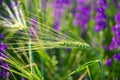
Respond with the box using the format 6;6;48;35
109;42;116;51
105;58;112;66
109;4;120;50
112;36;120;50
1;63;9;77
113;53;120;61
53;0;70;31
0;69;7;78
73;0;91;38
115;12;120;24
118;3;120;10
31;19;38;26
0;34;3;39
0;33;9;79
112;25;119;34
53;20;60;31
8;0;18;9
74;0;91;31
103;45;108;50
94;0;107;32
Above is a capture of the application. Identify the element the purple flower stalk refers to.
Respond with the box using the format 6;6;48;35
105;58;112;66
109;4;120;50
73;0;91;38
0;33;9;79
74;0;91;31
53;0;70;31
94;0;107;32
113;53;120;61
0;34;3;39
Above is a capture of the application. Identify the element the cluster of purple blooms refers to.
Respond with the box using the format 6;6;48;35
0;35;26;80
106;3;120;66
0;34;9;79
106;53;120;66
94;0;108;32
73;0;91;32
53;0;70;31
109;11;120;50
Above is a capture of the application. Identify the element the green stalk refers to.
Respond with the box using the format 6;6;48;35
34;0;46;77
86;66;92;80
29;39;34;73
21;0;35;74
90;48;105;80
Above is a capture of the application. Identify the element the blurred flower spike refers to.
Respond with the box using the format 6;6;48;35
105;58;112;66
0;33;9;79
109;4;120;50
94;0;108;32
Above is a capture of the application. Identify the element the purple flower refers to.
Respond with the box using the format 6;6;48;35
109;35;120;50
8;0;18;9
0;34;3;39
94;25;102;32
113;53;120;61
62;0;70;4
0;33;9;79
77;0;85;4
95;0;107;9
0;42;8;53
53;20;60;31
3;44;8;51
56;0;70;4
115;12;120;25
31;19;38;26
0;70;7;78
112;25;120;34
105;58;112;66
118;3;120;10
94;0;107;32
0;63;9;78
73;0;91;37
103;45;108;50
109;5;120;50
109;42;116;51
53;0;70;31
